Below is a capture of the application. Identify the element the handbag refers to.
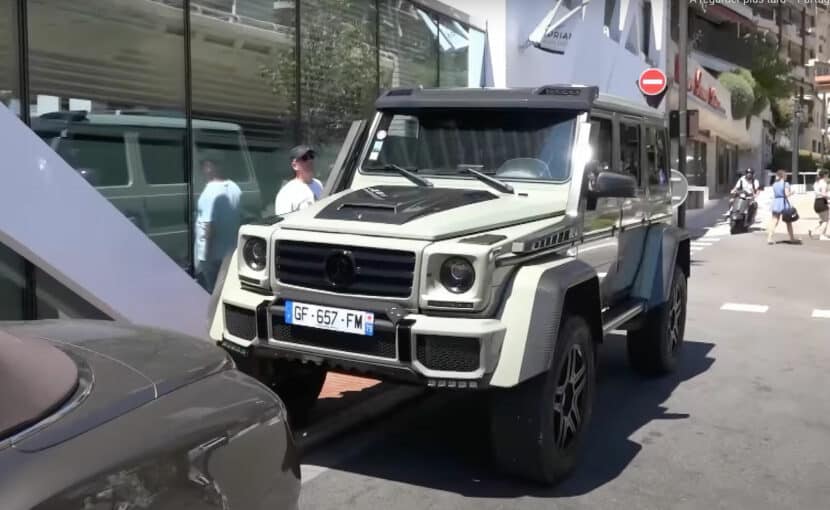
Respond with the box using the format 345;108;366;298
782;194;799;223
815;197;829;214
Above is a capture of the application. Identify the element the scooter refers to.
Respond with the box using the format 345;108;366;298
729;190;756;234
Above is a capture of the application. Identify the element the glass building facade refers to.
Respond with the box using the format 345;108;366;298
0;0;485;319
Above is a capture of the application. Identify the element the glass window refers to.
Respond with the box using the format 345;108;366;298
589;117;613;172
366;109;577;181
138;128;186;185
0;0;20;113
620;121;641;182
27;0;189;270
438;16;470;87
0;242;26;321
380;1;439;89
301;0;379;183
191;0;295;219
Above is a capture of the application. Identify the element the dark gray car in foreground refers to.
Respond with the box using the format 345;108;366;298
0;320;300;510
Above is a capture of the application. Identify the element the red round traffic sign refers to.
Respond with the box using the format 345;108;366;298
638;68;667;96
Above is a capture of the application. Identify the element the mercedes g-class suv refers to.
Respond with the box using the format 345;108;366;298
209;85;690;485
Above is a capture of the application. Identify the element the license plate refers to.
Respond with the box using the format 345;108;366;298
284;301;374;336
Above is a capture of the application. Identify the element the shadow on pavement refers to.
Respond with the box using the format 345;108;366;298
310;336;715;498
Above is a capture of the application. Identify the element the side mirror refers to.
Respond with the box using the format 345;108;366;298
588;171;637;199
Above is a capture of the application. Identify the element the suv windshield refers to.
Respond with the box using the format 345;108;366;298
363;109;577;182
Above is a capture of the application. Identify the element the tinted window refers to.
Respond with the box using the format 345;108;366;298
139;129;186;185
195;130;251;183
620;121;641;182
55;130;130;187
589;117;613;172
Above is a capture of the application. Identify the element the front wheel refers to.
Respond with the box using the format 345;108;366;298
730;218;740;235
627;266;687;375
490;314;597;485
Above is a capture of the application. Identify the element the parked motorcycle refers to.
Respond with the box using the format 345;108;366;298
730;189;757;234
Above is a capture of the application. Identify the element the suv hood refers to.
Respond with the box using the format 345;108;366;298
279;185;567;240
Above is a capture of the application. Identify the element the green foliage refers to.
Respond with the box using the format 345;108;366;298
719;72;755;119
771;98;793;130
746;32;794;103
734;67;767;116
259;0;378;146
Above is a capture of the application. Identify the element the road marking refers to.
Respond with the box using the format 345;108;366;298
691;242;712;247
691;247;704;252
812;309;830;319
721;303;769;313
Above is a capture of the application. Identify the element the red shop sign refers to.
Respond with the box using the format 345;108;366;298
674;55;725;113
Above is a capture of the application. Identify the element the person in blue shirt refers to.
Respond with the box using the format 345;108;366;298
767;169;798;245
195;159;242;291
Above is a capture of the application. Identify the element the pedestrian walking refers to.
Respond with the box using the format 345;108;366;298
809;168;830;240
274;145;323;215
195;159;242;292
767;169;799;245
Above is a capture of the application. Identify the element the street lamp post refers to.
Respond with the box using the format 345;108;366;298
678;0;688;229
792;96;801;188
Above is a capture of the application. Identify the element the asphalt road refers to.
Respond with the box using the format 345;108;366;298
299;207;830;510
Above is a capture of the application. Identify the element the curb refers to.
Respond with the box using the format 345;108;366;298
295;384;425;452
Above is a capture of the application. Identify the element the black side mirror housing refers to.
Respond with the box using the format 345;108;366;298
588;171;637;199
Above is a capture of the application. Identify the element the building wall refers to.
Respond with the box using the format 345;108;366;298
447;0;668;109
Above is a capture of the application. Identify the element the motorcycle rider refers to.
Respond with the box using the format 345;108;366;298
727;168;760;221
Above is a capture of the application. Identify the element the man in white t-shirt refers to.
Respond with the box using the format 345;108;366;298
195;159;242;292
274;145;323;215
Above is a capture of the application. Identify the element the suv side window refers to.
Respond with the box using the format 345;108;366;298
619;121;641;183
589;116;613;172
56;129;130;187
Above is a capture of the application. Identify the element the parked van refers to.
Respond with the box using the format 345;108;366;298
32;111;263;271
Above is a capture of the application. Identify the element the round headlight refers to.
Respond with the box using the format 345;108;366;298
242;237;267;271
439;257;475;294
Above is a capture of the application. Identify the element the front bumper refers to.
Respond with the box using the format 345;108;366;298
219;291;506;388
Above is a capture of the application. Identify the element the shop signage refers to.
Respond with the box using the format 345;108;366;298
674;55;726;114
525;0;591;55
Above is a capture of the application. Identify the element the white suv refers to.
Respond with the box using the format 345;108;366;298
209;85;690;485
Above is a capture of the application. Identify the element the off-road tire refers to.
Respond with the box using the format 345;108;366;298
258;359;327;428
626;266;687;375
729;219;740;235
490;314;597;485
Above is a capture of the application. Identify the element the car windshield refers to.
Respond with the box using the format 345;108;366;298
363;109;577;182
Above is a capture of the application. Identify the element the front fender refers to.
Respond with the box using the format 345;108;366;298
630;224;689;310
489;257;597;388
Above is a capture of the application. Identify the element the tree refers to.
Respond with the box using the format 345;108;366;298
746;32;794;128
258;0;378;148
771;97;793;130
719;71;755;120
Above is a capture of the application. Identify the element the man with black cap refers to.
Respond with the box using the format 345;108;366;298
274;145;323;215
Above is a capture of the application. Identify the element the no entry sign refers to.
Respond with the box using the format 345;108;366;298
638;68;667;96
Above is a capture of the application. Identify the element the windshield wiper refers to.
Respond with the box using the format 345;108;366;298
458;164;514;194
364;163;433;187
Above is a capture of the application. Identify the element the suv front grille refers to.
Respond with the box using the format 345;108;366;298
275;241;415;298
416;335;480;372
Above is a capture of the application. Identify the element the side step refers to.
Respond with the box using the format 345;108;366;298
601;300;645;334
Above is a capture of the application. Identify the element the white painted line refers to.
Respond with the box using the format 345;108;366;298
721;303;769;313
702;237;721;241
691;247;703;252
812;309;830;319
642;78;664;85
691;242;713;247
